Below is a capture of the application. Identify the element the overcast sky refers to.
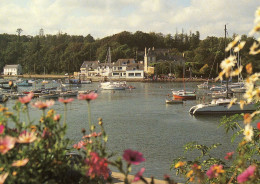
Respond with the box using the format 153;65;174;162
0;0;258;39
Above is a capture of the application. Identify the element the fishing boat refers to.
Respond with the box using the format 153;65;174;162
172;91;196;100
189;98;256;115
172;58;196;100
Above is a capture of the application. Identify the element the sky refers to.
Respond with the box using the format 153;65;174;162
0;0;259;39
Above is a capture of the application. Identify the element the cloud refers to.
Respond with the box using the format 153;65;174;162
0;0;258;39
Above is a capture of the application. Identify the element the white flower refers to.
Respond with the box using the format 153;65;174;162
243;124;254;142
225;36;240;52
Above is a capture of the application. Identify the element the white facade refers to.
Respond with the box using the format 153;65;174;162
126;70;144;78
3;64;22;75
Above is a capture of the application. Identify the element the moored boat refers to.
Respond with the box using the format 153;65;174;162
0;94;8;103
165;98;183;104
172;90;196;100
197;82;209;89
189;98;257;115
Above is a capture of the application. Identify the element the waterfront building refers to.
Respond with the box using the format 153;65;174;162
3;64;22;75
80;59;144;79
112;59;144;79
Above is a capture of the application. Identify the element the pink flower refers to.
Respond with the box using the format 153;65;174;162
0;135;16;154
73;140;86;150
78;92;98;101
133;168;145;182
123;149;146;165
32;100;54;110
0;124;4;134
19;92;34;104
224;151;234;160
53;114;61;121
85;152;109;180
206;165;225;179
237;165;256;183
58;98;74;104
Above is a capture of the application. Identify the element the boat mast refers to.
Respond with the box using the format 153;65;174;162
224;25;229;98
183;53;186;93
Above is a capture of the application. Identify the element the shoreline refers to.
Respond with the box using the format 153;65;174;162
1;74;211;83
111;172;167;184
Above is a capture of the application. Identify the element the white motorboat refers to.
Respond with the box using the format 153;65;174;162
197;82;209;89
189;98;257;115
100;81;126;90
211;90;227;99
210;85;226;91
231;87;246;93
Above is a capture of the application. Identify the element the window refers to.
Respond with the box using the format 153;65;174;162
135;73;141;76
128;73;134;76
113;73;119;76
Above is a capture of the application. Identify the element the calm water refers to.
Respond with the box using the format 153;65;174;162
4;81;238;182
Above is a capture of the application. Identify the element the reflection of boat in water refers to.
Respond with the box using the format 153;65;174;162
189;98;257;115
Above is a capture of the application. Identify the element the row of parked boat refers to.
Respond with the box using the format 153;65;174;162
166;81;257;116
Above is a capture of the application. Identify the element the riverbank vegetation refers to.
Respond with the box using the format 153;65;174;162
0;26;259;78
0;6;260;184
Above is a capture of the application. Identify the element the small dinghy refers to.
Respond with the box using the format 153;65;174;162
165;98;183;104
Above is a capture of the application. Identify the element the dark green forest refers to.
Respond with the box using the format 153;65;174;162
0;30;259;78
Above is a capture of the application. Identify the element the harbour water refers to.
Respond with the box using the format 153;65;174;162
3;81;240;182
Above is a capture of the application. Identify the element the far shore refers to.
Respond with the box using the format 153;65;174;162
1;74;210;82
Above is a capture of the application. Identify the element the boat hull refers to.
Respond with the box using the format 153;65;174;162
190;103;256;115
173;94;196;100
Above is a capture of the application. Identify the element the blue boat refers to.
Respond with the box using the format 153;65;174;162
17;80;33;86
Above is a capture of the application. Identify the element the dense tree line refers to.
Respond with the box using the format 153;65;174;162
0;30;259;78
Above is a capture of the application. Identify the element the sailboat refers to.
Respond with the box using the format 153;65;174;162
42;67;49;84
100;47;126;90
189;25;256;115
172;57;196;100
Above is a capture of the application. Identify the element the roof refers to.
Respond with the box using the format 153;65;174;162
113;59;136;66
4;64;21;69
80;61;99;69
126;63;144;70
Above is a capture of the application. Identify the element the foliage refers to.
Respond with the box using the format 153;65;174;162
1;28;259;76
170;7;260;184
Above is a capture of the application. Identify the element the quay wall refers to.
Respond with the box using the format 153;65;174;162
1;74;210;82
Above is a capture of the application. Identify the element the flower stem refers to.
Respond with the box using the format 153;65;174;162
63;104;67;126
87;102;92;132
25;104;31;125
